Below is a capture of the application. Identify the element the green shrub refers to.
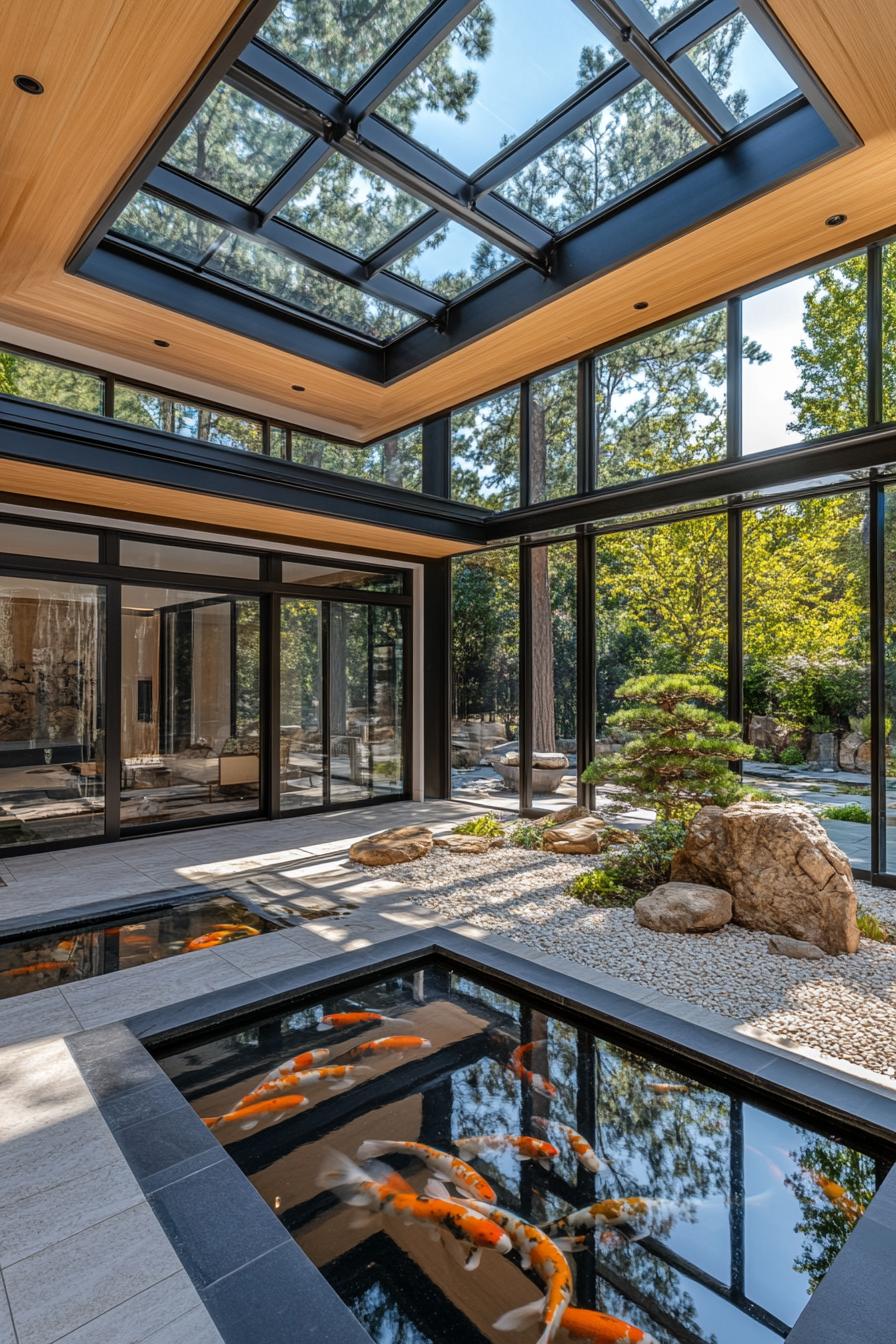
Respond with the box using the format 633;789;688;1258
819;803;871;823
601;819;687;895
581;674;752;820
860;713;892;740
778;746;805;766
739;787;785;803
857;907;894;943
565;868;631;908
752;747;775;763
508;818;554;850
454;813;505;838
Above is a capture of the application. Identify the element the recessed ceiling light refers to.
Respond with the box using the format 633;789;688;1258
825;213;847;227
633;301;649;311
13;74;44;95
291;384;305;392
153;339;170;348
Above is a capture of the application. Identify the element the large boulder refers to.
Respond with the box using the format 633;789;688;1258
671;802;859;954
434;832;502;854
635;882;732;933
543;816;631;855
838;731;864;771
349;826;433;866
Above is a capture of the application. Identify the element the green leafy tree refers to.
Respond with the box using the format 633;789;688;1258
582;673;753;818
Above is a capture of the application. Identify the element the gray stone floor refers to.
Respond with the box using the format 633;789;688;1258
1;799;894;1344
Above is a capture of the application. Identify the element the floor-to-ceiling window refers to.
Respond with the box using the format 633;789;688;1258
0;573;105;849
120;586;262;828
742;494;869;867
451;549;520;808
529;540;578;809
0;520;410;852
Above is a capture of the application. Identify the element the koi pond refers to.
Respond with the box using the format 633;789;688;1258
0;893;279;998
158;963;890;1344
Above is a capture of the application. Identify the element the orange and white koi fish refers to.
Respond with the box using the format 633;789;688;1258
203;1094;307;1131
645;1081;689;1096
356;1139;496;1203
508;1041;558;1100
541;1197;656;1242
428;1184;572;1344
210;923;259;935
183;930;242;952
319;1151;512;1270
456;1134;558;1170
343;1035;431;1061
534;1117;601;1174
260;1047;330;1084
805;1170;865;1225
1;961;61;977
557;1306;658;1343
317;1011;411;1032
235;1065;373;1111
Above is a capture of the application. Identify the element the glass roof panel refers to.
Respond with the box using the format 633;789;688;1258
496;82;704;234
205;233;417;339
258;0;431;93
387;220;515;298
685;15;798;122
278;156;429;258
111;191;223;262
377;0;621;175
638;0;691;20
164;82;309;203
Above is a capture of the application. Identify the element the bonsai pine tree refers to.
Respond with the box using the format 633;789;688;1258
582;674;754;819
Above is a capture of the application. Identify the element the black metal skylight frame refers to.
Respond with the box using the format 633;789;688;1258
69;0;859;383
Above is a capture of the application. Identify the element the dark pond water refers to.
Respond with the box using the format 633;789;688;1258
0;893;277;997
158;962;888;1344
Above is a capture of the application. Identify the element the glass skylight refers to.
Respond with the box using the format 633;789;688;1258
377;0;621;175
112;192;222;262
387;220;515;298
164;82;308;203
258;0;430;93
686;16;798;122
278;157;429;258
206;234;417;339
497;83;704;234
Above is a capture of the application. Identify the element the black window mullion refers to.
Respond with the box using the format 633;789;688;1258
727;297;743;460
868;243;884;428
727;509;744;760
104;579;122;843
322;601;332;809
576;530;596;810
519;545;533;813
520;379;531;509
578;357;596;495
870;482;886;877
264;592;279;819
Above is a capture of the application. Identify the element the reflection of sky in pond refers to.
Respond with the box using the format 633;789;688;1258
159;963;884;1344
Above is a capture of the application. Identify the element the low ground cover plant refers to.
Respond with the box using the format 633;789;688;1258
453;813;505;838
819;803;871;823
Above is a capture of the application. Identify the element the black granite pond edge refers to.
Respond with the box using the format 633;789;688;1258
67;931;896;1344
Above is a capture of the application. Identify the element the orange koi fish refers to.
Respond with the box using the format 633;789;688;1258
261;1047;331;1085
557;1306;658;1343
508;1041;557;1100
456;1134;558;1170
204;1093;307;1131
541;1197;654;1242
534;1118;601;1175
806;1170;865;1225
646;1081;689;1096
317;1011;411;1032
183;931;237;952
319;1151;512;1270
235;1065;373;1111
343;1035;431;1061
211;923;260;935
356;1139;496;1203
1;961;61;977
430;1187;572;1344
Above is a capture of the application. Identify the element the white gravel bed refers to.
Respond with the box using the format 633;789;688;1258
366;848;896;1080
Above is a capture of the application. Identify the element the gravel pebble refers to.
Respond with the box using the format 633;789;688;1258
360;848;896;1079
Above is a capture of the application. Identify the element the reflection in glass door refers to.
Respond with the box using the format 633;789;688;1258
280;598;324;811
0;576;105;848
329;602;405;802
120;586;261;828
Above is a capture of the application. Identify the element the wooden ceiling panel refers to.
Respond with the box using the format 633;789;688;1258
0;0;894;442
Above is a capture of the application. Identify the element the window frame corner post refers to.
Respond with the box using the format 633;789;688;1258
422;414;451;497
103;577;122;842
262;590;279;820
519;543;534;814
423;557;452;799
870;480;886;879
727;507;744;774
868;242;884;429
576;529;596;810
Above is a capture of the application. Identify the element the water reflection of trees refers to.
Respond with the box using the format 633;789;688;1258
785;1138;876;1290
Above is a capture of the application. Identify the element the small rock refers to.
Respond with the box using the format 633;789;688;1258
543;817;611;855
768;935;826;960
548;804;591;825
434;833;495;854
349;825;433;866
635;882;733;934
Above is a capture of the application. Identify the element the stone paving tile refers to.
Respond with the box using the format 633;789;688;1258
0;1157;143;1268
60;952;255;1030
52;1273;210;1344
0;989;82;1048
0;1282;14;1344
142;1304;223;1344
210;931;318;976
0;1101;123;1210
4;1204;182;1344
